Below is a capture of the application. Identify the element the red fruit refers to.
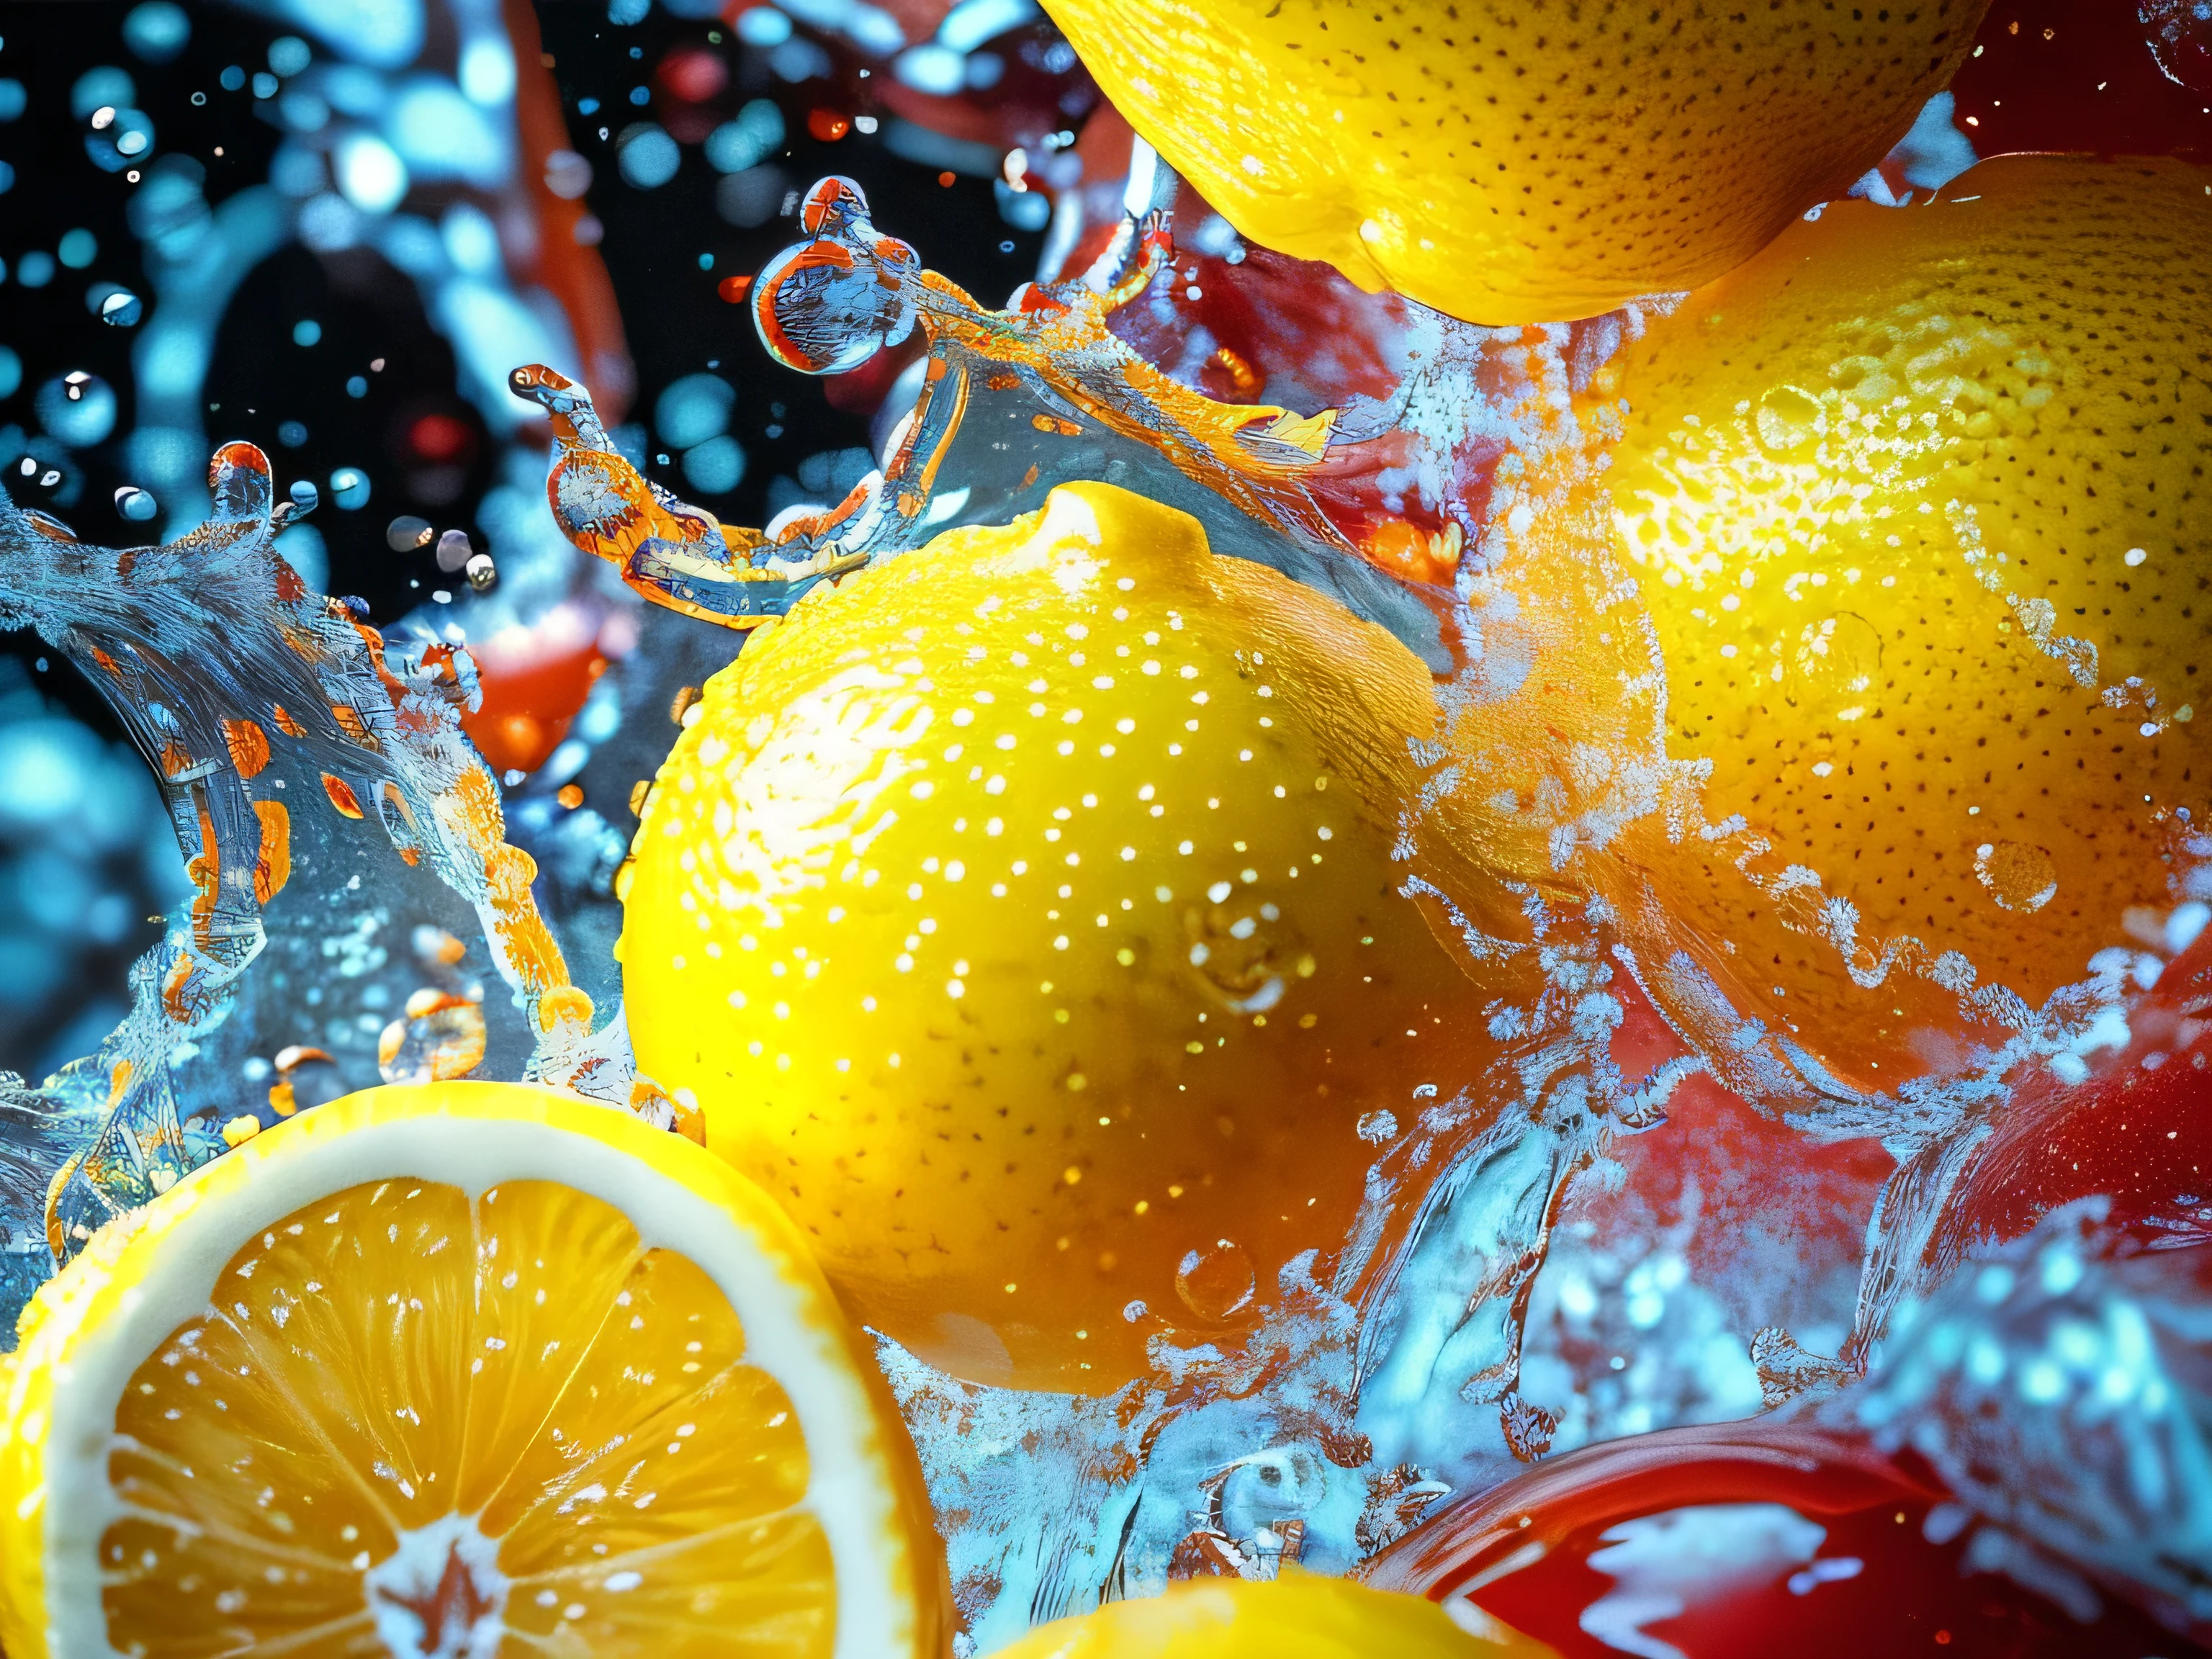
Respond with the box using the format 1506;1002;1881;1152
1364;1420;2206;1658
1933;926;2212;1264
1948;0;2212;157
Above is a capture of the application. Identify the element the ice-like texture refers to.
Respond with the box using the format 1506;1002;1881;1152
0;439;661;1324
1837;1202;2212;1632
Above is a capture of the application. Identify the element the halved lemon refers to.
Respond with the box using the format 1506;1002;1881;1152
0;1082;949;1659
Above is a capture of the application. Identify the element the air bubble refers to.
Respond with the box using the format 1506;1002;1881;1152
1974;840;2058;914
1175;1238;1256;1322
99;289;143;327
387;515;433;553
377;991;487;1084
114;485;158;521
436;528;472;572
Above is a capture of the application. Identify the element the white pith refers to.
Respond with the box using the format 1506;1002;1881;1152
39;1111;911;1659
366;1512;507;1659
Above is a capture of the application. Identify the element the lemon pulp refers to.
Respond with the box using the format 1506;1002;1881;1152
102;1174;830;1657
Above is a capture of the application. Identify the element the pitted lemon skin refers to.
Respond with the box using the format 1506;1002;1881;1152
622;483;1517;1393
1041;0;1988;324
993;1572;1558;1656
1588;156;2212;1093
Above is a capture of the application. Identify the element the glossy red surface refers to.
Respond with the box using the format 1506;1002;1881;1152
1951;0;2212;158
1364;1421;2209;1658
1936;932;2212;1265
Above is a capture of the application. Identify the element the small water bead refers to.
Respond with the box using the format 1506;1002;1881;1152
114;485;158;521
465;552;498;593
328;467;370;509
1175;1238;1256;1321
99;289;143;327
1974;840;2059;915
387;515;433;553
436;528;473;572
37;371;116;446
377;989;487;1084
1784;612;1883;714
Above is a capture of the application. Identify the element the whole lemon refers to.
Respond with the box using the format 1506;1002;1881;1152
1585;156;2212;1097
993;1573;1555;1656
1040;0;1989;324
621;483;1513;1393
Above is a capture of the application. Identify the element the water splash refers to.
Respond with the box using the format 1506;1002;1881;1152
0;438;669;1308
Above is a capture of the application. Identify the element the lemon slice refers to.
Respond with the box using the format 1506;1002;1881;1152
0;1082;948;1659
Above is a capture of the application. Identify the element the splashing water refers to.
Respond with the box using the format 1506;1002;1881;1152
1;20;2208;1655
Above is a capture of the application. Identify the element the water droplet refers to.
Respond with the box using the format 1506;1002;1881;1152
269;1045;346;1115
114;485;158;521
464;551;498;593
287;478;319;515
436;527;472;572
1786;612;1882;714
99;289;143;327
377;991;487;1084
1754;383;1824;452
1357;1110;1398;1144
1175;1238;1256;1322
1974;840;2057;914
328;467;371;510
387;514;433;553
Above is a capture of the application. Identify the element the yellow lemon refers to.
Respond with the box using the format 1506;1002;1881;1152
621;482;1516;1393
1040;0;1989;324
0;1082;949;1659
1586;155;2212;1095
993;1572;1558;1657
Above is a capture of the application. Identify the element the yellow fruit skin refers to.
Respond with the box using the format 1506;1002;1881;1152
992;1572;1559;1657
1040;0;1987;325
625;483;1515;1394
0;1082;951;1659
1588;156;2212;1097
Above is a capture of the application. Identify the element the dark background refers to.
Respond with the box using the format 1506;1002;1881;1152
0;0;1052;1078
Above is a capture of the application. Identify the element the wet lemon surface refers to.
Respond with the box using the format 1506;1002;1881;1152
1042;0;1987;323
1591;156;2212;1091
623;484;1511;1392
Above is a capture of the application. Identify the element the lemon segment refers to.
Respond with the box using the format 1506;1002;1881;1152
0;1082;948;1659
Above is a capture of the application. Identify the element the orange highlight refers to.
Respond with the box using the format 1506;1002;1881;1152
320;774;365;819
222;719;270;778
251;801;291;905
